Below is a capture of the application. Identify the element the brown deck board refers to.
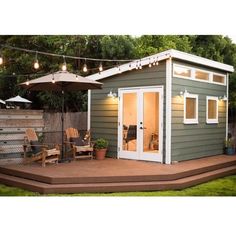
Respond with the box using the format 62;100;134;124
0;155;236;193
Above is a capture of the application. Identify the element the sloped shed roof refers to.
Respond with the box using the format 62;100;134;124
87;49;234;81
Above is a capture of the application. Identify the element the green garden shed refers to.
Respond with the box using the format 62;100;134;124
87;49;234;164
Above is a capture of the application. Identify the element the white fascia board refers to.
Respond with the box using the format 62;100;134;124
86;49;234;81
170;49;234;73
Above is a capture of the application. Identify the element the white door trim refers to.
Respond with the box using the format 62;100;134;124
165;58;172;164
118;86;163;162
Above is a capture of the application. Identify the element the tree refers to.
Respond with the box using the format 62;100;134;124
134;35;192;57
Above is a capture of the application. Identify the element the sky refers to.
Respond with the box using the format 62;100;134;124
227;35;236;44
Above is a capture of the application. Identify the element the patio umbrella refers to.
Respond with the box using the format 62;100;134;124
19;71;103;160
5;95;32;103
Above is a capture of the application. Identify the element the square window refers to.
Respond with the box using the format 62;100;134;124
184;94;198;124
206;96;218;124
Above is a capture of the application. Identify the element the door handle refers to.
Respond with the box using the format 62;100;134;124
140;127;147;130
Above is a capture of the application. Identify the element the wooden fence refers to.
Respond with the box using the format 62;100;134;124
43;112;87;144
0;109;87;159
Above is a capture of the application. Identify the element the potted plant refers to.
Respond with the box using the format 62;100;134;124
94;138;109;160
224;137;235;155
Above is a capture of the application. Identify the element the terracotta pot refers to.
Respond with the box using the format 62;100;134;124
95;148;107;160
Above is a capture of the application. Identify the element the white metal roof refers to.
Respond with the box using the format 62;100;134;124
86;49;234;81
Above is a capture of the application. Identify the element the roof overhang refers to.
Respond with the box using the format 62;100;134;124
86;49;234;81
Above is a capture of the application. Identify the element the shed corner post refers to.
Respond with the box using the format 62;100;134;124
226;73;229;140
165;57;172;164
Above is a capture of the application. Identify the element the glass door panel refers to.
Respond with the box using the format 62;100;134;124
142;92;159;153
122;93;137;152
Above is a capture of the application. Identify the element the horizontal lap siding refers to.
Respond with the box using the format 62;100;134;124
171;66;227;161
91;62;166;158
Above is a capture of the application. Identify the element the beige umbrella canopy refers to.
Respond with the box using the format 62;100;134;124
20;71;102;91
19;71;103;161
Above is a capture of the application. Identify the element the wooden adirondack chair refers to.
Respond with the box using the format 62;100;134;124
23;128;60;167
65;128;93;160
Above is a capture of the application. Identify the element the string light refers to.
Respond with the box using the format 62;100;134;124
99;63;103;72
148;58;152;68
129;63;132;70
52;74;55;83
0;44;164;75
0;44;135;63
83;60;88;73
153;57;156;66
76;75;79;80
26;79;29;86
61;56;67;71
139;60;142;70
33;51;39;69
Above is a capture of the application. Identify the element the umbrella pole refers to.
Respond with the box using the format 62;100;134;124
61;90;64;160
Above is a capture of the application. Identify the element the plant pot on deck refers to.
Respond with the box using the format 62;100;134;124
94;138;109;160
226;147;235;155
95;148;107;160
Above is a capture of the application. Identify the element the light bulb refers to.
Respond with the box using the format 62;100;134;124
0;56;3;65
62;63;67;71
34;59;39;69
135;61;139;70
148;59;152;68
139;61;142;69
153;58;156;66
99;63;103;72
26;80;29;86
76;75;79;80
129;63;132;70
52;75;55;83
156;60;159;66
83;64;88;72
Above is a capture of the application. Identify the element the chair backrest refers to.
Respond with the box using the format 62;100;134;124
65;128;80;140
126;125;137;142
25;128;38;142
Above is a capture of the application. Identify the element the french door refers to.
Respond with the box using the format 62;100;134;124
118;86;163;162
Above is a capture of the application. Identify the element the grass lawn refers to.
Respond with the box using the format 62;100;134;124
0;175;236;196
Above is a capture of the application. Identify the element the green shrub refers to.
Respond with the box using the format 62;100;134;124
94;138;109;149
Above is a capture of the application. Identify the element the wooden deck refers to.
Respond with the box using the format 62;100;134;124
0;155;236;194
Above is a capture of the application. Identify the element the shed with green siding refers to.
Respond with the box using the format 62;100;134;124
87;49;234;164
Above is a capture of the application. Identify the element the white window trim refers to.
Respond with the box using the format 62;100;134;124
206;96;219;124
173;63;226;86
184;93;198;124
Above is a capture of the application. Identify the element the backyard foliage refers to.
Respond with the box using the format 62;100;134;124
0;35;236;112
